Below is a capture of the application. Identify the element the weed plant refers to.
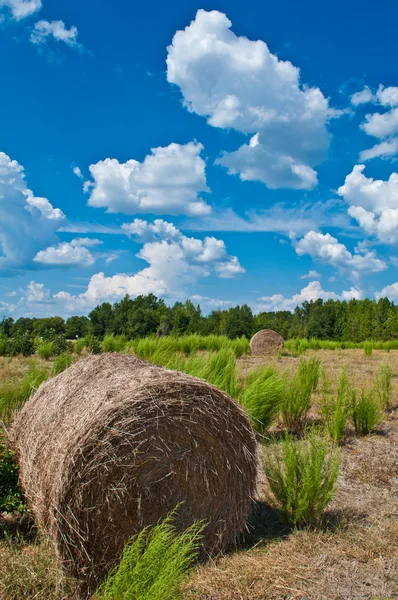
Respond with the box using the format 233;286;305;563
95;511;203;600
320;369;353;443
281;357;320;430
52;353;72;376
241;367;285;434
0;361;48;423
37;340;54;360
374;363;393;410
0;433;25;513
262;429;340;526
352;388;383;435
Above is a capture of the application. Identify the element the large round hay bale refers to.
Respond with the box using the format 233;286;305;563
11;353;257;594
250;329;284;356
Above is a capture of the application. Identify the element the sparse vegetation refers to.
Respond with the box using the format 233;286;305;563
375;362;393;409
95;511;203;600
262;430;340;526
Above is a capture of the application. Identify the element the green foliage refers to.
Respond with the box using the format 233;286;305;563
374;363;393;410
281;357;320;430
52;353;72;376
241;367;285;434
320;368;353;443
85;335;102;355
262;430;340;526
102;334;127;353
95;511;203;600
364;341;373;356
0;361;48;423
37;340;54;360
352;388;383;435
0;435;26;513
74;337;86;356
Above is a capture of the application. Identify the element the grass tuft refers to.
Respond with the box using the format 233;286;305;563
281;357;320;430
352;388;383;435
241;367;285;434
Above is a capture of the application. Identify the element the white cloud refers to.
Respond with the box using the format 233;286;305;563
339;164;398;244
355;85;398;160
191;294;232;308
257;280;362;312
167;9;335;190
46;219;244;314
73;166;84;179
30;20;83;50
0;0;41;20
375;282;398;301
350;87;374;106
86;142;211;216
294;230;387;274
0;151;65;272
300;270;321;279
23;280;50;303
33;238;102;267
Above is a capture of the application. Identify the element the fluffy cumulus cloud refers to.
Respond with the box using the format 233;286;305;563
167;10;336;190
0;151;65;273
257;280;362;312
0;0;41;20
33;238;102;267
300;270;321;279
353;85;398;160
30;20;83;50
39;219;245;314
339;164;398;244
294;230;387;274
375;282;398;302
85;142;211;216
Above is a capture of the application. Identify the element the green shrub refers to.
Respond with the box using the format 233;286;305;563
5;335;35;357
95;511;203;600
375;363;393;410
0;335;7;356
363;341;373;356
102;334;127;353
241;367;285;434
320;369;353;443
52;353;72;375
37;340;54;360
0;361;48;423
281;357;320;430
85;335;102;355
51;335;71;356
74;337;86;356
262;430;340;526
352;388;383;435
0;433;26;513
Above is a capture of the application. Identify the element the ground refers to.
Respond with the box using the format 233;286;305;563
1;350;398;600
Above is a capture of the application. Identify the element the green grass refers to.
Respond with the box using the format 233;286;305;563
285;338;398;355
102;334;127;353
262;430;340;526
320;369;353;443
37;340;54;360
0;361;48;424
280;357;320;430
95;511;203;600
127;335;249;360
52;353;73;376
352;388;383;435
374;362;393;410
240;367;285;434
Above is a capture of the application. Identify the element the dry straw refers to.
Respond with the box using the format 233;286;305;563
10;354;257;596
250;329;284;356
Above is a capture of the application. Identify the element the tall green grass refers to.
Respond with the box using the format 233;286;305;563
95;511;203;600
102;335;127;353
374;363;393;410
352;388;383;435
128;335;249;360
262;430;340;526
285;337;398;355
320;369;353;443
240;367;286;434
0;361;48;424
280;357;320;430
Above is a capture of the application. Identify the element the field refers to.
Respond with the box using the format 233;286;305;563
1;342;398;600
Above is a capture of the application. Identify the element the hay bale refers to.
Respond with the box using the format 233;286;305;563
11;353;257;595
250;329;284;356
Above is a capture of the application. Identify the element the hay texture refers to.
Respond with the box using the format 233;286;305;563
250;329;284;356
11;354;257;594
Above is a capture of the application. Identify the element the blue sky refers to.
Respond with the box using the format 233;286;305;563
1;0;398;317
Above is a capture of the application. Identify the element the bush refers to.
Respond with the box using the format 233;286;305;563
320;369;353;443
0;335;7;356
37;340;54;360
281;357;320;430
0;434;26;513
6;335;35;357
51;335;71;357
74;337;86;356
85;335;102;355
262;430;340;526
241;367;285;434
95;511;203;600
352;388;383;435
375;363;393;410
52;353;72;376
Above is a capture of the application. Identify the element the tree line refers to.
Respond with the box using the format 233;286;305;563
1;294;398;342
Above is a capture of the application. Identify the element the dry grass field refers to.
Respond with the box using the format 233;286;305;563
1;349;398;600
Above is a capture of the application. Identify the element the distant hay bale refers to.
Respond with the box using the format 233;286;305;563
11;353;257;595
250;329;284;356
